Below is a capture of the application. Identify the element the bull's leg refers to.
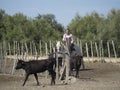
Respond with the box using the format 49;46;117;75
75;65;81;78
81;57;85;69
75;56;82;78
51;71;56;85
75;64;80;78
34;73;40;85
48;70;56;85
23;73;29;86
75;69;79;78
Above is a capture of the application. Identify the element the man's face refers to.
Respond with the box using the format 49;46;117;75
66;30;70;34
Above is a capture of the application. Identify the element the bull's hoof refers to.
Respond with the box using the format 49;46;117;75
37;84;40;86
51;83;55;85
22;84;25;86
42;85;45;87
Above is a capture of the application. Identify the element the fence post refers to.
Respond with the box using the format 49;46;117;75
85;42;89;61
39;40;42;56
101;40;104;58
25;42;28;60
30;42;33;57
8;43;11;56
80;40;83;55
11;41;17;74
95;42;99;58
0;43;2;72
112;40;117;58
11;54;17;75
107;41;111;58
21;41;24;60
3;41;7;74
56;52;59;80
65;53;70;82
99;40;103;62
49;40;52;53
13;41;16;57
77;38;79;47
45;42;48;79
45;43;48;56
17;42;19;57
0;42;4;72
90;41;94;59
33;42;38;60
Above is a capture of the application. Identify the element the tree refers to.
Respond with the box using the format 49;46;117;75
0;9;7;41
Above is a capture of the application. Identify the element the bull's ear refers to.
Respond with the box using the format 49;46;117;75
21;61;25;65
21;61;25;66
17;59;21;62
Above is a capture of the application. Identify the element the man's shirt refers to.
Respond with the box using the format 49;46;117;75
62;33;74;43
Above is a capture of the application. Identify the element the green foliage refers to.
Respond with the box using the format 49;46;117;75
0;10;64;43
68;10;120;42
68;10;120;56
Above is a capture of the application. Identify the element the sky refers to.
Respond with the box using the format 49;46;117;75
0;0;120;27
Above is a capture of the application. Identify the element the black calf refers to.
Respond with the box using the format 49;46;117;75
15;59;56;86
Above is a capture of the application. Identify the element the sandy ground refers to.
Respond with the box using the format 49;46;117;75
0;62;120;90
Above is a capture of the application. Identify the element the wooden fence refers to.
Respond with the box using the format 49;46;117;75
0;40;119;75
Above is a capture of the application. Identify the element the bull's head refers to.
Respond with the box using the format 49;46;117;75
15;59;25;70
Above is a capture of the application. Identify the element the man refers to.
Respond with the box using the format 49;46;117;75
62;29;85;70
62;29;75;53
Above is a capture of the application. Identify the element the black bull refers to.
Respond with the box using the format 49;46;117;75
15;58;56;86
70;55;82;78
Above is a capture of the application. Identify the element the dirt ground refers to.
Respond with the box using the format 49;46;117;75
0;62;120;90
